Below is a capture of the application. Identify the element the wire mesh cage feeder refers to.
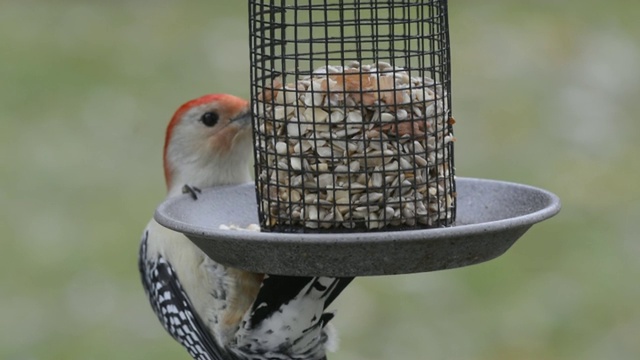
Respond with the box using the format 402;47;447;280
155;0;560;277
250;0;455;233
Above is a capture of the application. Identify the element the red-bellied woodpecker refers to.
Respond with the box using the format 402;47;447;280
139;94;352;360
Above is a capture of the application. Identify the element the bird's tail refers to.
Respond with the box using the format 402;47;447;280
230;275;353;360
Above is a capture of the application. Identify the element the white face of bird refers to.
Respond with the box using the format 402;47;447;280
163;94;254;194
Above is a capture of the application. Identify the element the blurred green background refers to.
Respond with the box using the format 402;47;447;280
2;1;639;359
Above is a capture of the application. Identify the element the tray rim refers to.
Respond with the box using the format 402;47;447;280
154;177;561;243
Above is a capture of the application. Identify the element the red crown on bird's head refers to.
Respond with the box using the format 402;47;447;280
162;94;250;190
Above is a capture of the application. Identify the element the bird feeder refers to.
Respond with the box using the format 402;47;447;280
249;0;455;232
154;3;561;356
155;1;560;284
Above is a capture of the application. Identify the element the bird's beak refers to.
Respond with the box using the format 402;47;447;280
230;109;252;129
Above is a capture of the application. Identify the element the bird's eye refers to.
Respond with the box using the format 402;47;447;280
200;112;219;127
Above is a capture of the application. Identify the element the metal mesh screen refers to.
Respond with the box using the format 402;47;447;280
249;0;455;232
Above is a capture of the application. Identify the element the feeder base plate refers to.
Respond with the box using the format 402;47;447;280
154;177;560;276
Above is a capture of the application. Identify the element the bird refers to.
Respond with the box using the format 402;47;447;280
138;93;353;360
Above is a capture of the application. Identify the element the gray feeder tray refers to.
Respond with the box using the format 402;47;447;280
155;177;560;277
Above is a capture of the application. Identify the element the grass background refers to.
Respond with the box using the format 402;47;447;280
2;1;639;359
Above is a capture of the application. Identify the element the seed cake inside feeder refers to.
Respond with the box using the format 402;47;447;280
254;62;455;231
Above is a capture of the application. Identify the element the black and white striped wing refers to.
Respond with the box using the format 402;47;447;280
139;230;229;360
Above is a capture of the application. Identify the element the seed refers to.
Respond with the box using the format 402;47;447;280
275;142;288;155
274;106;286;120
402;206;414;219
334;127;361;137
304;107;329;123
290;175;302;187
401;92;411;105
414;155;428;167
425;104;436;117
413;106;422;118
287;122;301;137
350;182;366;192
347;110;363;123
416;202;428;215
383;206;395;221
396;73;410;85
369;172;383;188
359;192;383;204
316;146;333;158
293;140;312;154
330;110;345;123
290;157;302;171
347;142;359;153
399;157;412;169
366;212;381;229
366;129;380;139
385;174;397;184
353;208;368;219
284;87;297;104
290;190;301;202
380;113;395;123
368;140;386;151
333;165;348;173
316;163;329;172
384;161;399;172
317;173;334;188
377;61;391;70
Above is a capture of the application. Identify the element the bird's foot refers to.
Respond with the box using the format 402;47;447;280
182;184;202;200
